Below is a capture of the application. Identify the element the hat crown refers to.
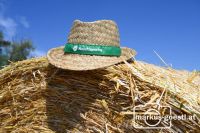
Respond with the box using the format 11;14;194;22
67;20;120;47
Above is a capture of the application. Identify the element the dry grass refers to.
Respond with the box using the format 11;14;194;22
0;57;199;133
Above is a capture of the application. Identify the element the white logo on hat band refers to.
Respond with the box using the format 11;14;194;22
73;45;78;51
73;45;103;52
78;47;103;52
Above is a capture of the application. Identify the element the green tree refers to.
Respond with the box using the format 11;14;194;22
0;32;10;47
0;31;35;69
0;31;11;68
9;40;35;62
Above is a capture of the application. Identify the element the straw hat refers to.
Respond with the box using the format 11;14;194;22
47;20;136;71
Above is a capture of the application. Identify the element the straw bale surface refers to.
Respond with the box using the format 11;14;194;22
0;57;199;133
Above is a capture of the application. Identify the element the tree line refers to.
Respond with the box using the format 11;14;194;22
0;31;34;69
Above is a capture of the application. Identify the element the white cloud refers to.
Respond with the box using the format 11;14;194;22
0;1;17;39
0;1;29;40
19;16;29;28
0;16;17;39
31;49;46;57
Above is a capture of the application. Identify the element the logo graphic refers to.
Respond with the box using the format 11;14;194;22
133;103;172;129
133;85;172;129
73;45;78;51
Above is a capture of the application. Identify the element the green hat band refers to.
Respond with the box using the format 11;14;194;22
64;43;121;57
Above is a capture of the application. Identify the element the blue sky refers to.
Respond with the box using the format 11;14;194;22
0;0;199;70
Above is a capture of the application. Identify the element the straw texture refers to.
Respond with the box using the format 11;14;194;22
68;20;120;46
47;47;135;71
0;57;199;133
47;20;136;70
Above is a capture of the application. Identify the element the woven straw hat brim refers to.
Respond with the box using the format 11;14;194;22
47;46;136;71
